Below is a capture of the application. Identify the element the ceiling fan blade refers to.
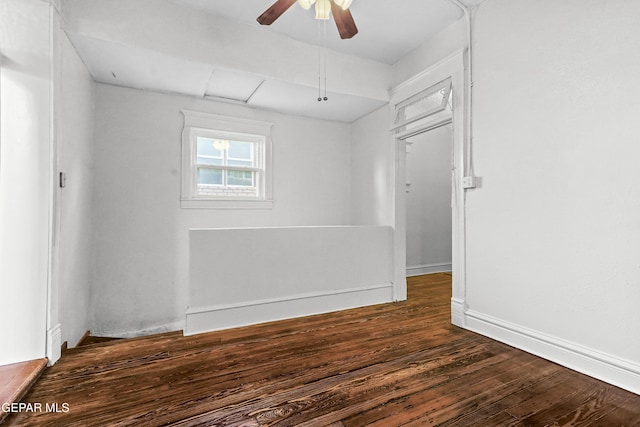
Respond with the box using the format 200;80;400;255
330;2;358;39
257;0;298;25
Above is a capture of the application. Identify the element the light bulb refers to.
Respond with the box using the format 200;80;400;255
213;140;230;151
297;0;316;10
315;0;331;19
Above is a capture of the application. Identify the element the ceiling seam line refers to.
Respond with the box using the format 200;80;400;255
245;80;267;104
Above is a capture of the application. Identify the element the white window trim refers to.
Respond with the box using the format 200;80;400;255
181;110;273;209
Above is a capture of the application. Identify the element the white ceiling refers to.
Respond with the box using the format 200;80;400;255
169;0;465;65
65;0;483;122
66;31;389;122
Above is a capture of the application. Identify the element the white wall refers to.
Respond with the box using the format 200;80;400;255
187;226;394;335
56;30;96;348
91;83;353;336
349;106;394;226
392;18;467;87
405;125;452;275
0;0;51;364
466;0;640;393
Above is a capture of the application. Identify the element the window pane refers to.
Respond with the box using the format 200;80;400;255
227;141;253;162
197;168;223;185
401;88;447;120
196;137;223;165
227;170;254;187
393;78;452;133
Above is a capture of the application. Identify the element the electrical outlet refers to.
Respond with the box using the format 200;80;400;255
462;176;476;189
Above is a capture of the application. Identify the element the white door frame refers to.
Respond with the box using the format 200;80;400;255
47;0;63;365
390;50;468;327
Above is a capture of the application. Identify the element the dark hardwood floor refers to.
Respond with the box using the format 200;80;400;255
5;273;640;426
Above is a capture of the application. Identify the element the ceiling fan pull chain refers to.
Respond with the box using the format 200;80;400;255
323;19;328;101
318;51;321;101
317;19;323;101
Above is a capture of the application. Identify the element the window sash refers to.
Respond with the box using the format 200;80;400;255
196;138;256;165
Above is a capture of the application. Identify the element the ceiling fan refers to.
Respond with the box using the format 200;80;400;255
257;0;358;39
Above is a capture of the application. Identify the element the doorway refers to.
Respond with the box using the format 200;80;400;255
405;125;453;278
390;51;467;327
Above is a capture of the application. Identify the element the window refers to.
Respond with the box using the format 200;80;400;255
194;134;259;197
181;111;273;209
391;78;452;136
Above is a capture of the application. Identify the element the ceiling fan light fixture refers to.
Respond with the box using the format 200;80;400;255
257;0;358;39
333;0;353;10
297;0;316;10
315;0;331;19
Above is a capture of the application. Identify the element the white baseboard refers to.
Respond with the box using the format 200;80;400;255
465;310;640;395
406;263;452;277
93;320;185;339
451;298;465;328
46;324;62;366
185;283;394;336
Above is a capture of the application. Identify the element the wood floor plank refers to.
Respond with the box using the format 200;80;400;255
441;369;570;426
0;358;48;423
515;380;627;426
353;352;554;426
169;341;493;426
589;391;640;427
4;273;639;426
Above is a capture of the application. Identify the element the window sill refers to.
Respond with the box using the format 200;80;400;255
180;198;274;210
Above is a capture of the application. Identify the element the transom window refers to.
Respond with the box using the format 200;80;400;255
181;111;273;209
391;78;452;136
